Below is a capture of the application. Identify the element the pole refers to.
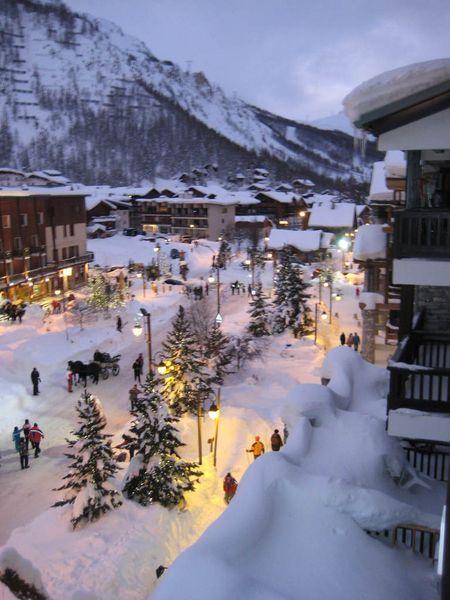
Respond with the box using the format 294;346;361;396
319;277;322;303
213;388;221;468
197;397;203;465
216;265;221;317
329;280;333;325
143;276;146;298
314;303;318;344
251;259;255;287
146;313;153;374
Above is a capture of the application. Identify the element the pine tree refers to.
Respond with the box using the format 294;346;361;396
216;239;231;268
123;374;202;507
247;282;271;337
160;305;211;415
53;391;122;528
204;323;234;385
87;274;123;312
272;249;313;338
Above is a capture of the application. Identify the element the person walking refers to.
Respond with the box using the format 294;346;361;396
205;282;209;296
17;307;25;323
353;332;361;352
22;419;31;446
246;436;265;460
116;316;123;333
18;438;29;469
129;384;140;410
283;424;289;444
67;369;74;393
340;332;346;346
132;359;142;384
270;429;283;451
29;423;44;458
247;284;252;298
30;367;41;396
136;353;144;377
12;426;21;452
355;286;360;298
346;333;354;348
223;473;238;504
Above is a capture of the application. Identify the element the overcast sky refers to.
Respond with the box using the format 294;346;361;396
66;0;450;121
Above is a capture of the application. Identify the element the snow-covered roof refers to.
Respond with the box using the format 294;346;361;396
85;196;116;211
343;58;450;124
0;187;87;197
268;228;325;252
235;215;272;223
87;223;106;232
353;224;387;261
255;190;297;204
293;178;315;187
308;203;356;229
368;162;391;201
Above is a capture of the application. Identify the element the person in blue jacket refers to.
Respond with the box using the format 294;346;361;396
12;426;21;452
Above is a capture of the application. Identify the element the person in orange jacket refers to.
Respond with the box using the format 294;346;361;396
29;423;44;458
223;473;238;504
247;436;265;460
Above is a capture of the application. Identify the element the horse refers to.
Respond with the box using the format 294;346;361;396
68;360;100;386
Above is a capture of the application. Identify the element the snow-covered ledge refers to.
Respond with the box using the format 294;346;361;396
388;409;450;443
393;258;450;287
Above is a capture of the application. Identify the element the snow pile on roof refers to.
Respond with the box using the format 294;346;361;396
154;348;439;600
268;229;324;252
368;162;391;201
0;187;87;197
354;224;387;261
308;203;355;228
359;292;385;310
235;215;271;223
343;58;450;123
384;150;406;179
255;190;296;204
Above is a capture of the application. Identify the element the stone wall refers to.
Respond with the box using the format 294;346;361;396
361;308;377;363
415;286;450;333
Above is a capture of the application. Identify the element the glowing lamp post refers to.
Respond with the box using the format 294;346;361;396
209;390;221;467
136;272;146;297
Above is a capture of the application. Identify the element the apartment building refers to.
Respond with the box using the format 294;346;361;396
0;188;93;302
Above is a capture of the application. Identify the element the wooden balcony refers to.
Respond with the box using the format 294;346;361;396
388;316;450;415
393;208;450;259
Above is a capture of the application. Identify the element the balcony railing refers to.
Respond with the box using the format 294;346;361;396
0;252;94;285
393;208;450;259
388;313;450;414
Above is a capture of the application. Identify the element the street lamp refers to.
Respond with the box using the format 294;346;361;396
139;308;153;375
209;390;221;467
136;272;146;297
132;320;143;337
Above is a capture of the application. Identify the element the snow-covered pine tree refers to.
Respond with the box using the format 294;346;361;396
87;274;123;312
160;305;211;415
216;239;231;268
123;373;202;507
247;282;271;337
53;391;122;528
204;323;234;385
272;248;313;337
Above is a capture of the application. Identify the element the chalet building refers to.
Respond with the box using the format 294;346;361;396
267;228;332;262
0;168;71;187
236;190;309;230
353;152;407;362
0;188;93;302
346;59;450;597
307;202;358;235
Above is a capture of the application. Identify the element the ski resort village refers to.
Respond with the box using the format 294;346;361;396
0;1;449;599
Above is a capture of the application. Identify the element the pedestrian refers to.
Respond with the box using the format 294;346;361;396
247;284;252;298
231;283;235;296
205;282;209;296
18;438;29;469
129;384;140;410
67;369;74;393
116;316;123;332
30;367;41;396
132;359;141;383
283;424;289;444
223;472;238;504
236;281;241;295
22;419;31;446
353;332;361;352
12;426;21;452
136;353;144;377
270;429;283;451
340;332;346;346
246;436;265;460
17;307;25;323
346;333;354;348
116;434;135;460
29;423;44;458
355;286;360;298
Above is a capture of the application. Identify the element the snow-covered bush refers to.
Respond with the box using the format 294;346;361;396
0;547;47;600
53;391;122;528
247;282;271;337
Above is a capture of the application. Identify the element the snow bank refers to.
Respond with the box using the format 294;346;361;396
0;547;48;597
343;58;450;123
153;349;439;600
353;224;387;261
359;292;384;310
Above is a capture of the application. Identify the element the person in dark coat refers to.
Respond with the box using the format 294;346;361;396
116;316;123;332
136;353;144;377
340;332;346;346
223;473;238;503
22;419;31;446
18;438;29;469
270;429;283;451
31;368;41;395
247;284;252;298
353;332;361;352
132;359;142;383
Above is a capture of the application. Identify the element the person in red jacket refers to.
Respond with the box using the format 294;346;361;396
223;473;238;504
29;423;44;458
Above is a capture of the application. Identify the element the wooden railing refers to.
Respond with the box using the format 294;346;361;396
393;208;450;259
366;523;440;561
403;444;450;481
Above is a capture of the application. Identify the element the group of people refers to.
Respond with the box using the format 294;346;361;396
340;332;361;351
230;281;246;295
186;285;207;300
1;301;26;323
12;420;45;469
223;429;285;503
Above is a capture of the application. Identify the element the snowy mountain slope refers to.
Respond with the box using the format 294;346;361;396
0;0;378;187
310;111;355;135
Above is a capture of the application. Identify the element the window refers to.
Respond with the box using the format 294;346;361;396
2;214;11;228
70;223;74;236
37;212;44;225
20;213;28;227
221;208;228;214
62;247;67;260
69;245;79;257
63;225;67;237
13;237;23;252
31;234;39;248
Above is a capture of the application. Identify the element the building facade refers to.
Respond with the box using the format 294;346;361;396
0;190;93;302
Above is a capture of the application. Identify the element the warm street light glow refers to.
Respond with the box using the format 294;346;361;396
335;293;342;301
323;281;329;288
45;277;50;282
321;311;328;321
153;246;160;253
266;252;273;259
132;322;143;337
28;281;33;287
244;259;251;265
264;236;269;242
136;272;142;278
299;211;306;217
208;275;215;283
55;289;61;296
189;224;195;228
218;236;222;241
338;238;350;251
157;363;167;375
208;402;219;420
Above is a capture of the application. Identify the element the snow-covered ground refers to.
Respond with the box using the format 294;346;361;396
0;236;444;599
